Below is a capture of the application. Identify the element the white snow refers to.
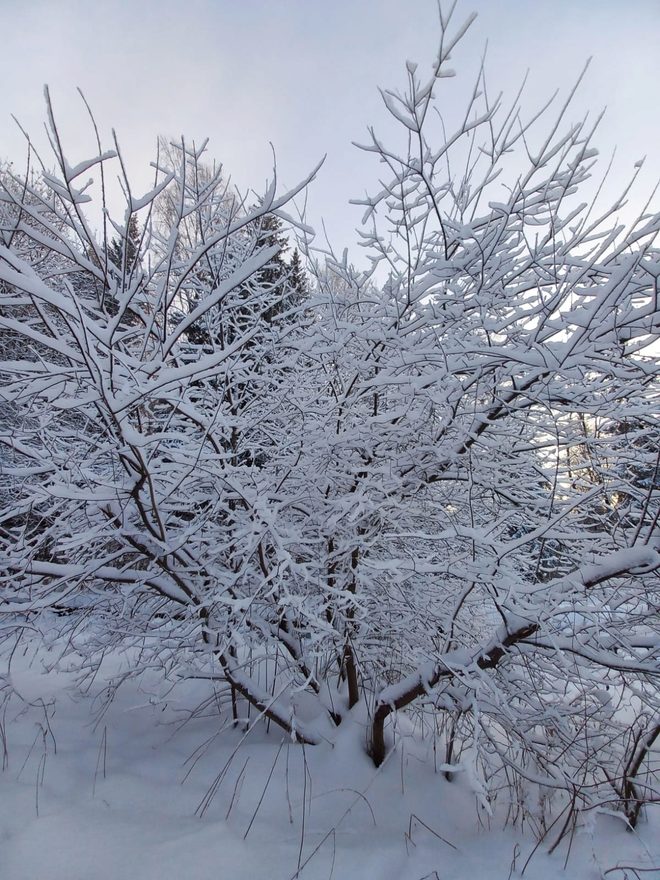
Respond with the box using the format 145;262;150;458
1;643;658;880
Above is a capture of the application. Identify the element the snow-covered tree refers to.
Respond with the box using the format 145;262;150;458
1;8;658;834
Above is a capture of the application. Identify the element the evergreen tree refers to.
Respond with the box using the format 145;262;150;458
247;215;308;323
108;214;141;274
288;247;307;301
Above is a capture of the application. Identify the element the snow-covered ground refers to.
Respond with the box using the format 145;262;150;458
2;643;658;880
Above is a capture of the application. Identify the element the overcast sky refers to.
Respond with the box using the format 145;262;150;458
1;0;658;262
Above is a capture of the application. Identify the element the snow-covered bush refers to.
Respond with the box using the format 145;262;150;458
1;8;658;833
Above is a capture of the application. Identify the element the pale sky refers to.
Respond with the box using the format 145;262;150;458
1;0;658;262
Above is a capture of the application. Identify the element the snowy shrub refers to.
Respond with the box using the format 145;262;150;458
1;7;658;834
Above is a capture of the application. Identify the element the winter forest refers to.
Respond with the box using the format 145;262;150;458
1;4;658;879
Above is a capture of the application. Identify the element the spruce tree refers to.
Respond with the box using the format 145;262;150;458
288;247;307;302
109;214;141;273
